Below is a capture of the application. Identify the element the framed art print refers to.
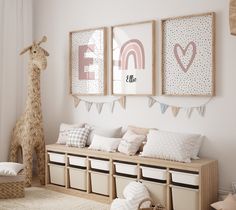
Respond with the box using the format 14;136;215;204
112;20;155;95
70;27;107;95
161;12;215;96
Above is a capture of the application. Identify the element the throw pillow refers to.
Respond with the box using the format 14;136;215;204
86;124;122;146
88;134;121;152
57;123;84;144
0;162;24;176
141;130;201;163
127;125;150;136
211;194;236;210
118;130;146;155
66;127;90;148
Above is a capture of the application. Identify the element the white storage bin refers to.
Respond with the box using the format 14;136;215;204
90;172;109;196
172;185;199;210
170;171;199;186
114;162;138;176
141;180;167;206
115;176;137;198
89;158;110;171
69;168;87;190
49;164;65;186
141;166;167;180
48;152;65;164
68;155;87;167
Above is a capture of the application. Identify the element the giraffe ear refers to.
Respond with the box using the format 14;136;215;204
42;49;49;56
19;45;32;55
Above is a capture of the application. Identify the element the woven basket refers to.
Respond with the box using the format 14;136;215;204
0;172;25;199
138;198;165;210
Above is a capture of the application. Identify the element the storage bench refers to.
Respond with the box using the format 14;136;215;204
45;144;218;209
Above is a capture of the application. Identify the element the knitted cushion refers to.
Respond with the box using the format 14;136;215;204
66;127;90;148
110;181;150;210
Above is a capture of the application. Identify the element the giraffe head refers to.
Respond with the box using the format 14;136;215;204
20;36;49;70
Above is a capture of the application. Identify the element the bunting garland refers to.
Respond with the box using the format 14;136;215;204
148;96;212;118
72;95;126;114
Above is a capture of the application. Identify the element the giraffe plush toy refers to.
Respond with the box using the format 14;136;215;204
9;36;49;187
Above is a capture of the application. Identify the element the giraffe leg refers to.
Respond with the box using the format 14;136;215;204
9;138;19;162
22;145;34;187
35;143;45;185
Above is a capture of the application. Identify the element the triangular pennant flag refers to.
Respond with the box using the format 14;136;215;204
148;97;156;108
110;101;115;113
185;107;193;118
96;103;104;114
172;106;180;117
85;101;93;112
73;95;81;108
118;96;126;109
160;103;169;114
196;105;206;117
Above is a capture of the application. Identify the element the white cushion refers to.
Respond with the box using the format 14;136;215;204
141;130;201;163
86;124;122;145
88;134;121;152
118;130;146;155
57;123;84;144
66;127;90;148
0;162;24;176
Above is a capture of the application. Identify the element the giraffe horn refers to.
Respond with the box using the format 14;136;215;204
38;36;47;45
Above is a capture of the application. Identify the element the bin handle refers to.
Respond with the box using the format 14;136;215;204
138;198;155;209
138;198;165;210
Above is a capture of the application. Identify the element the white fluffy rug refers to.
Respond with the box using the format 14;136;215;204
0;187;110;210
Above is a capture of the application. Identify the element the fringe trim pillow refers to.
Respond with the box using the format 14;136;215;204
118;130;146;155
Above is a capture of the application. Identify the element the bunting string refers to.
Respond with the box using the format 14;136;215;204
148;96;213;118
72;95;126;114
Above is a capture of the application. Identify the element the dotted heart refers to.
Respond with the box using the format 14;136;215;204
174;41;197;73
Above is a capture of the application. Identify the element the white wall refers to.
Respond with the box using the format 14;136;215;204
33;0;236;192
0;0;32;161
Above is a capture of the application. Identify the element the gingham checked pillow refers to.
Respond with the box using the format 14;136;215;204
66;127;90;148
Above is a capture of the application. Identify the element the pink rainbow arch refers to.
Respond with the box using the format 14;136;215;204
119;39;145;70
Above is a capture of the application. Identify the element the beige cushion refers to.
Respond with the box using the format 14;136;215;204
118;130;146;155
230;0;236;35
211;194;236;210
86;124;122;146
57;123;84;144
127;125;150;136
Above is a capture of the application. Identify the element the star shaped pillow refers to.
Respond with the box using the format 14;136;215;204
211;194;236;210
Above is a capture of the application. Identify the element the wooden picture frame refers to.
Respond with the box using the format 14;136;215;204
69;27;107;96
111;20;155;96
161;12;215;96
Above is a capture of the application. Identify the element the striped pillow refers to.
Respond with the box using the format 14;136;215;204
66;127;90;148
110;182;150;210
